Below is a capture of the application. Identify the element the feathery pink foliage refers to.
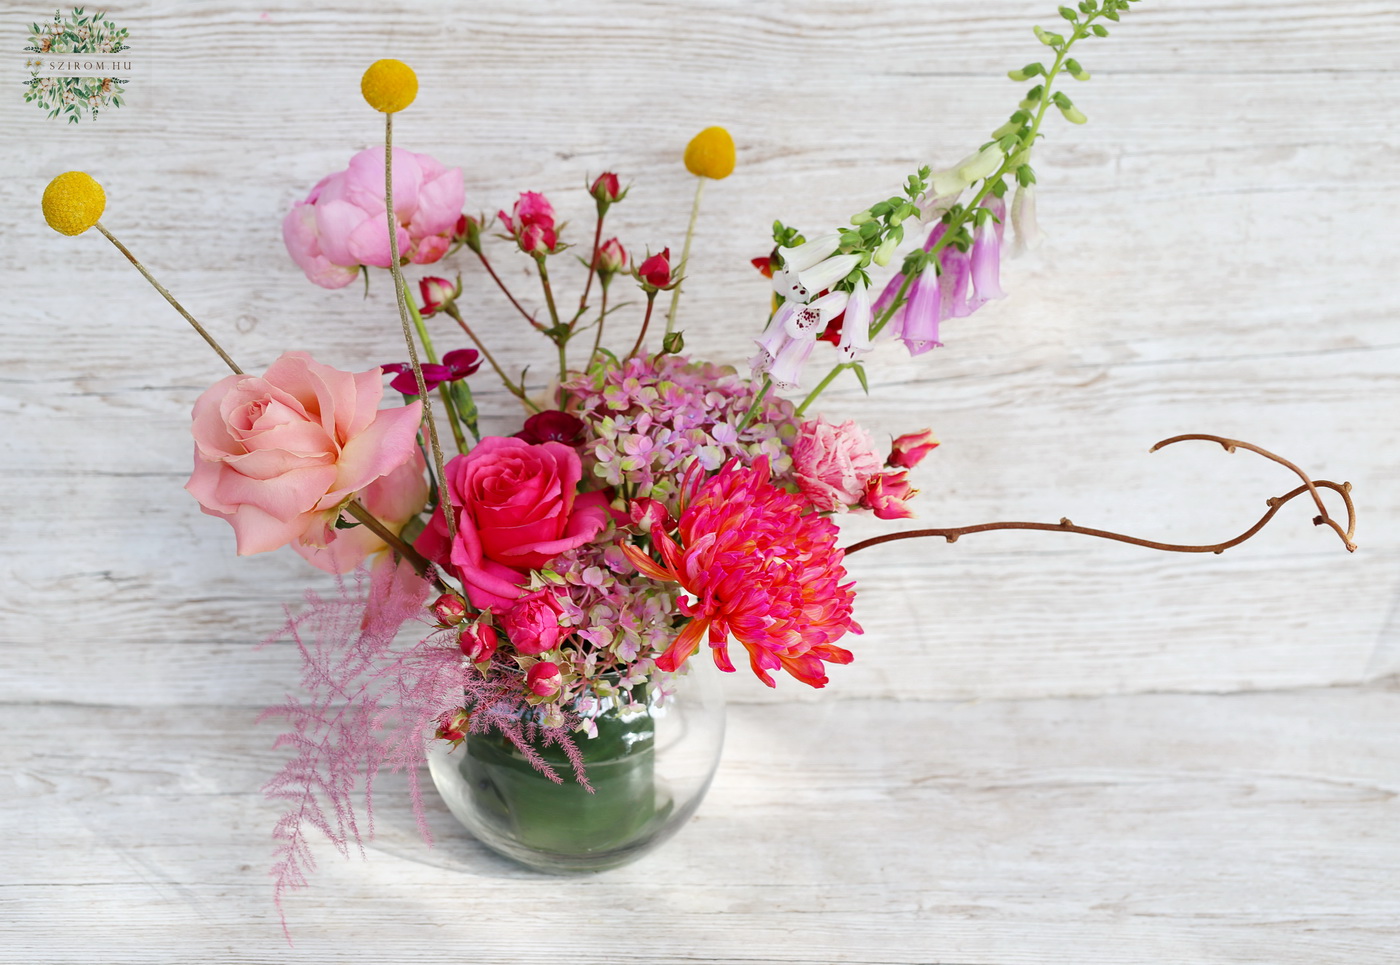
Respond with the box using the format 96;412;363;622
261;561;455;935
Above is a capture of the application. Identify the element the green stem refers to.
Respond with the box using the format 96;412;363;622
405;299;467;454
588;283;610;370
384;113;455;545
795;364;845;417
574;207;606;327
626;292;658;361
735;376;773;433
443;304;541;412
474;247;544;331
665;178;705;336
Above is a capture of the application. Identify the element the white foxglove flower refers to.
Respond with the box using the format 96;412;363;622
1010;182;1044;255
929;144;1004;198
778;233;842;273
766;334;816;390
795;253;862;300
785;290;847;338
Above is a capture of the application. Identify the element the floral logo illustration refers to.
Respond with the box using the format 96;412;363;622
23;7;129;123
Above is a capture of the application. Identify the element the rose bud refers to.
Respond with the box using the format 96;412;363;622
455;213;483;253
526;661;563;698
418;276;459;317
436;708;470;742
458;623;499;663
594;237;627;277
860;470;919;520
628;497;674;534
888;429;941;469
589;172;625;206
431;592;468;626
636;247;678;291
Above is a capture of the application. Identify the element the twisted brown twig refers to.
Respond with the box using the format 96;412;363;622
843;434;1357;557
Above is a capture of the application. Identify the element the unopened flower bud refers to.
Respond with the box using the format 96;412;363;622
872;234;900;267
430;592;467;626
888;429;941;469
589;172;625;205
418;276;459;317
459;623;499;663
594;237;627;276
526;661;563;698
636;248;678;291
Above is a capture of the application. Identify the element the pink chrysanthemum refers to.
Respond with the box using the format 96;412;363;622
621;457;860;688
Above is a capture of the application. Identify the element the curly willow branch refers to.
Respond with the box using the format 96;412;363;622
843;434;1357;557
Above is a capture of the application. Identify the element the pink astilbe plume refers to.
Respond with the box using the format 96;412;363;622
260;561;458;937
621;457;861;688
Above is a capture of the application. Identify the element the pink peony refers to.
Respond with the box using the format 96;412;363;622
415;437;611;612
791;417;884;512
282;147;465;289
186;351;423;557
499;590;571;655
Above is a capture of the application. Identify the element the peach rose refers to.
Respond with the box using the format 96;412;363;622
186;351;423;556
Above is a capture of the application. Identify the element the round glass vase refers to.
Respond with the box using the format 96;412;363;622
427;668;726;873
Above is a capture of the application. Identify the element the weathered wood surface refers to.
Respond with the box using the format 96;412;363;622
2;0;1398;961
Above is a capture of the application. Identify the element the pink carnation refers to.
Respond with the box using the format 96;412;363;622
282;147;465;289
791;417;883;512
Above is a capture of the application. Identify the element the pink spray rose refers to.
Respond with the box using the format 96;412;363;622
861;470;919;520
282;147;465;289
499;590;572;656
526;661;563;698
415;437;611;612
459;622;499;663
186;351;423;557
498;191;559;255
791;417;884;512
888;428;940;469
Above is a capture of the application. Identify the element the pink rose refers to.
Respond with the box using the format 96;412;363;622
888;428;940;469
498;191;559;255
186;351;423;557
589;172;623;205
861;470;919;520
459;623;499;663
526;661;563;698
499;590;571;655
791;417;884;512
594;237;627;276
282;147;465;289
415;437;611;612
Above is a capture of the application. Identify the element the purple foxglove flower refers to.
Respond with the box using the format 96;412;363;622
938;243;972;319
872;272;905;322
837;277;873;363
753;303;799;368
766;332;816;389
898;270;942;357
968;209;1006;311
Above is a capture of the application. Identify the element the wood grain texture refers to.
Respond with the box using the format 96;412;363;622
2;0;1398;961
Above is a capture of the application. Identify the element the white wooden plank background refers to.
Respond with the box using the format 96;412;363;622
2;0;1398;962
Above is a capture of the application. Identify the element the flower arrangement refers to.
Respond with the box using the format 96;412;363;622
42;0;1357;929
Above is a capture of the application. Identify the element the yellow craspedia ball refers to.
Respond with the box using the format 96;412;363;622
684;126;736;180
361;59;418;113
43;171;106;236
